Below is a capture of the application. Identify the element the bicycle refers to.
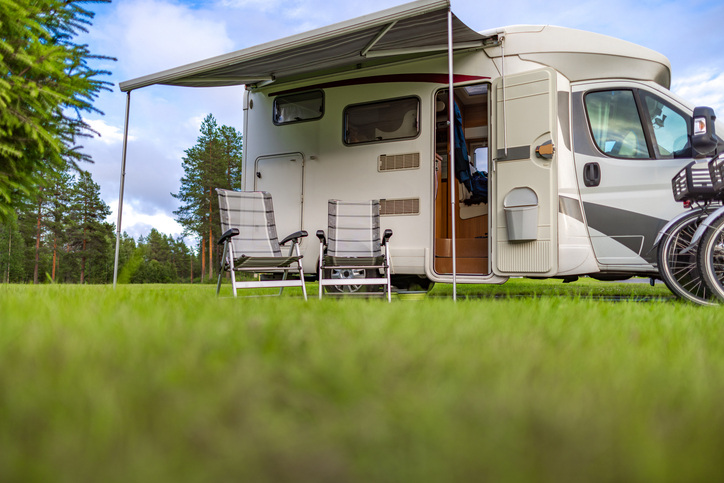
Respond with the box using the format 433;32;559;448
690;153;724;302
655;158;722;305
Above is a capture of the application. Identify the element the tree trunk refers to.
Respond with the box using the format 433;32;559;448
52;236;57;282
81;225;87;284
201;236;206;283
208;189;213;280
6;231;11;284
33;195;42;284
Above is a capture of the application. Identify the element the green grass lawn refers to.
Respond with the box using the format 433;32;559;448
1;281;723;482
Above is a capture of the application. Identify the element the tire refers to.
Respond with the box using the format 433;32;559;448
696;215;724;303
323;268;382;294
657;209;715;305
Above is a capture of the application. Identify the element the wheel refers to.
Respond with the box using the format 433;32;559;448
696;215;724;302
657;209;715;305
323;268;382;294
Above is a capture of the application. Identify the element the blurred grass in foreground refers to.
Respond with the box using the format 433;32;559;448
1;281;723;482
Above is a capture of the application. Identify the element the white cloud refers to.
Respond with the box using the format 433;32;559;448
112;0;235;78
108;199;186;240
85;119;132;145
186;114;208;132
219;0;276;10
672;70;724;117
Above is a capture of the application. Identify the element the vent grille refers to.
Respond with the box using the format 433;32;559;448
380;198;420;216
379;153;420;171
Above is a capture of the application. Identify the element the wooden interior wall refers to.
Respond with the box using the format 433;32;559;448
433;88;490;275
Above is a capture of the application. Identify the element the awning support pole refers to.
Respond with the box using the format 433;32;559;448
447;9;457;301
501;35;508;157
112;90;132;289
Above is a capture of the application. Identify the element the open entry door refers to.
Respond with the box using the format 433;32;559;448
491;68;558;276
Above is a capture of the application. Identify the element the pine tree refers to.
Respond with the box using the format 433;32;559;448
45;169;74;281
173;114;242;282
31;188;46;284
0;214;25;282
0;0;114;220
69;170;111;283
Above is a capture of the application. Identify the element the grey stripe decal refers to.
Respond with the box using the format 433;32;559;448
582;201;668;263
610;236;644;254
559;196;583;223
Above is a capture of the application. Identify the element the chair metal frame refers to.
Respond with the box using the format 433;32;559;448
216;189;308;299
316;200;393;301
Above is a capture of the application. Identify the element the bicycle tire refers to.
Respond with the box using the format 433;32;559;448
696;215;724;302
657;209;715;305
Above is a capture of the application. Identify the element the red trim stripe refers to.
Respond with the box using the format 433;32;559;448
269;74;490;96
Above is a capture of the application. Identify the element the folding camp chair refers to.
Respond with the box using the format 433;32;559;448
216;189;308;299
316;199;393;301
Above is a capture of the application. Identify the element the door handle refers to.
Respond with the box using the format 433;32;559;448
583;162;600;187
535;140;555;159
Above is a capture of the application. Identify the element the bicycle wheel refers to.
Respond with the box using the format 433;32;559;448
657;209;715;305
696;215;724;302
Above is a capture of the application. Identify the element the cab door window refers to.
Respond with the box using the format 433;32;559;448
640;92;691;158
584;90;650;159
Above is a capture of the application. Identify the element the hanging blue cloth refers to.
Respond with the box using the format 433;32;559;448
453;102;488;204
453;102;472;191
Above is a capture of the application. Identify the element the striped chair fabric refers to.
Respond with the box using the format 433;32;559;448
217;189;299;268
326;200;384;266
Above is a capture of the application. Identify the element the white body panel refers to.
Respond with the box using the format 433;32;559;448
239;26;709;284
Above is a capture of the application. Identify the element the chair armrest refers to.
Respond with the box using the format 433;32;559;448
382;229;393;246
280;230;308;246
316;230;327;246
218;228;239;245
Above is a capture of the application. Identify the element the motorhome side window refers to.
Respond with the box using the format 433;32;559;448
344;97;419;144
584;90;649;159
273;91;324;125
640;92;691;158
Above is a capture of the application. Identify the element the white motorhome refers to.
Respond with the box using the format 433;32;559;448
117;0;723;290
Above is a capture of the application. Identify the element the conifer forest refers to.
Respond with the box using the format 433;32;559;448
0;1;242;284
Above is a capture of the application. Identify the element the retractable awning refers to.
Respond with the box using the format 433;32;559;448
115;0;476;298
119;0;485;91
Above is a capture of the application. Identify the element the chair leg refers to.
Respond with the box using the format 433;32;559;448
318;242;324;300
279;243;294;297
231;271;238;297
279;270;288;297
382;267;390;302
294;240;307;301
386;249;392;302
299;261;308;301
217;242;229;296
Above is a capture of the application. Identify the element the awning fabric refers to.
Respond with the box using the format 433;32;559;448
119;0;486;92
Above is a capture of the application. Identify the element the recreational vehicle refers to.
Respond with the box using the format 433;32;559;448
117;0;723;291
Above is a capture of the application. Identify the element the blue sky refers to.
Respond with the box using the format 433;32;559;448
79;0;724;243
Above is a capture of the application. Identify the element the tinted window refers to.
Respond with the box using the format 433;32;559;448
641;92;691;158
273;91;323;125
585;90;649;159
344;97;419;144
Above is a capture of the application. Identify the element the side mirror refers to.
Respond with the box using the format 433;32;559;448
692;106;718;156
